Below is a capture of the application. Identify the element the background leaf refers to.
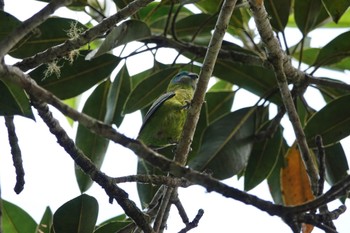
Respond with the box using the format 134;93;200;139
244;125;282;191
2;199;37;233
75;81;110;192
53;194;98;233
29;51;120;100
189;107;256;179
36;207;53;233
322;0;350;23
304;94;350;148
0;80;35;119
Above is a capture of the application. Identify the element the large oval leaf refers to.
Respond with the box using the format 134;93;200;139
205;90;235;123
75;81;110;192
0;11;21;43
313;30;350;67
91;20;151;59
123;67;179;114
324;142;349;186
213;60;281;104
265;0;291;32
322;0;350;23
29;51;120;100
304;94;350;148
2;199;37;233
244;125;282;191
53;194;98;233
189;107;257;179
10;18;87;58
0;79;34;119
104;65;131;126
294;0;330;35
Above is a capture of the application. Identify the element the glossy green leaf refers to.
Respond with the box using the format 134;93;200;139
2;200;37;233
205;91;235;123
292;48;320;66
123;67;179;114
53;194;98;233
294;0;330;35
138;2;192;34
104;65;131;126
29;51;120;99
91;20;151;59
267;139;288;205
322;0;350;23
10;18;87;58
195;0;221;14
0;79;35;119
324;142;349;186
304;94;350;148
175;14;216;43
189;107;256;179
313;30;350;67
75;81;110;192
189;102;209;159
317;78;350;102
213;60;281;104
95;217;131;233
0;11;21;43
265;0;291;32
36;207;53;233
244;125;282;191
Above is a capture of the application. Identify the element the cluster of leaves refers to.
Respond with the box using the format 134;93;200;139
1;0;350;232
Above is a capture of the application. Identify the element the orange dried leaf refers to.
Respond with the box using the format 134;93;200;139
281;144;315;233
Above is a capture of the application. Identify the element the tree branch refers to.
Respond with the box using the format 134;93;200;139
15;0;154;71
1;62;349;232
248;0;319;193
0;0;73;58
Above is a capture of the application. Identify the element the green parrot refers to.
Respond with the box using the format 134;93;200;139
137;71;198;149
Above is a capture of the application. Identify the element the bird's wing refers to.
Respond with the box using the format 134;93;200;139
139;91;175;132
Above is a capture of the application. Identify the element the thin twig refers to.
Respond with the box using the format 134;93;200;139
4;116;25;194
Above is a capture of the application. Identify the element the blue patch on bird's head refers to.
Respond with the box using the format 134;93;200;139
171;71;198;85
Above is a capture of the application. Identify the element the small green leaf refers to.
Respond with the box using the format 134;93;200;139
2;199;37;233
0;79;35;119
294;0;330;35
323;142;349;186
75;81;110;192
304;94;350;148
104;65;131;126
91;20;151;58
36;207;53;233
205;91;235;123
244;125;282;191
313;30;350;67
53;194;98;233
189;107;256;179
322;0;350;23
29;51;120;100
265;0;291;32
10;18;87;58
123;67;179;114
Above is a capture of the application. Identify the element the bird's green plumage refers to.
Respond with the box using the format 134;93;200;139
137;71;198;148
